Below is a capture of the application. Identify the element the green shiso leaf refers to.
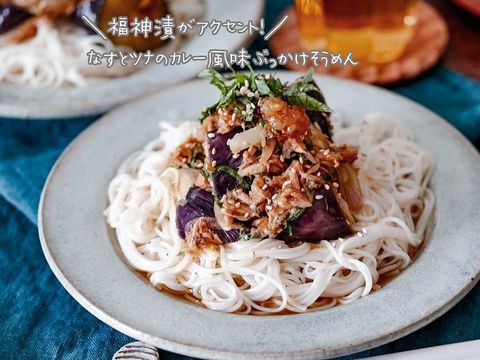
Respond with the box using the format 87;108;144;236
284;208;307;237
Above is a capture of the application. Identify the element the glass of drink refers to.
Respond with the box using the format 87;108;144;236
295;0;418;65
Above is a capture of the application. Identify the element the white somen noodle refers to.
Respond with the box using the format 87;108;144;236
0;0;204;88
104;113;435;314
0;19;135;88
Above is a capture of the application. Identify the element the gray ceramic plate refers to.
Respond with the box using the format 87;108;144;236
0;0;263;120
38;72;480;360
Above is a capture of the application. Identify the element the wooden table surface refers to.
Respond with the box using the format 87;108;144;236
428;0;480;80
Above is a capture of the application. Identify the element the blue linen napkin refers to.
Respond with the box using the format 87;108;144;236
1;1;480;359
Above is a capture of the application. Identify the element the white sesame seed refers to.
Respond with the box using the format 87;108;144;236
333;182;339;188
212;160;217;167
299;157;304;164
315;195;324;200
196;162;203;169
324;184;330;190
211;147;217;155
250;103;256;109
272;194;278;200
241;110;247;116
362;227;368;234
218;108;223;116
244;80;249;88
235;202;241;208
287;126;291;132
280;155;285;162
244;213;249;218
232;112;237;121
265;74;271;80
324;149;330;156
202;106;207;112
261;184;268;191
232;153;240;159
207;133;215;139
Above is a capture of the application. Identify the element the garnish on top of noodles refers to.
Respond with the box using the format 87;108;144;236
173;69;363;251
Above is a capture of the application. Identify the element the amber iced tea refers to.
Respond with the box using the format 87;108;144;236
295;0;418;64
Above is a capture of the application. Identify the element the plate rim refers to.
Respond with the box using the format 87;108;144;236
38;72;480;359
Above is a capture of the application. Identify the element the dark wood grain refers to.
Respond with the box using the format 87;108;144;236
428;0;480;80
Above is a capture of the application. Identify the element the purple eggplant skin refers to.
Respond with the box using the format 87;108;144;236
208;128;243;168
176;187;214;239
175;186;240;243
208;128;243;196
281;187;351;242
212;171;238;197
215;228;240;244
74;0;105;29
184;186;215;215
305;80;333;141
0;5;30;34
